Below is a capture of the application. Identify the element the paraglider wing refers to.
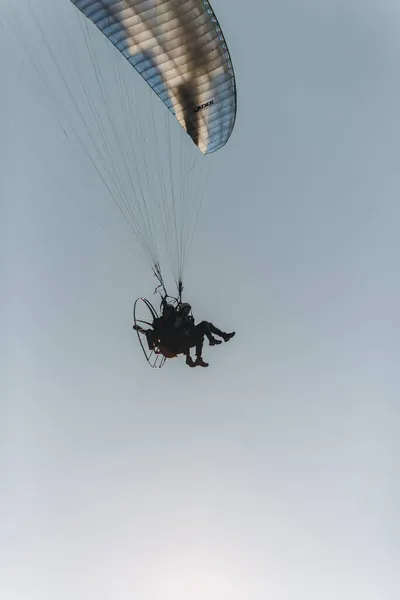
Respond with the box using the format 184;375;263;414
70;0;237;153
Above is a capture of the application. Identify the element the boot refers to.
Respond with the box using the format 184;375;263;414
209;337;222;346
222;331;235;342
186;355;195;368
194;356;209;367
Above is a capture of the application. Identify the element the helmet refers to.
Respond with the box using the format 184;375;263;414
179;303;191;316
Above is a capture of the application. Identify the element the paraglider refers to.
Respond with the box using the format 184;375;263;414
133;293;235;368
66;0;238;368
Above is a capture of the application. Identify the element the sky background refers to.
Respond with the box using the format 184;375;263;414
2;1;399;599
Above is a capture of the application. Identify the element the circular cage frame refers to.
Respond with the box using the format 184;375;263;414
133;297;166;369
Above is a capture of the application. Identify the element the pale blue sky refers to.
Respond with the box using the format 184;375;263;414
2;1;399;599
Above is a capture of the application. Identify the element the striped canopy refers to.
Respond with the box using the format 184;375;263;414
70;0;237;153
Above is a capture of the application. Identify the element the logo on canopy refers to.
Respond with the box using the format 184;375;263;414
193;99;214;113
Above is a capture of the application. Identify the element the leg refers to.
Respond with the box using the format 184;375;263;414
185;326;208;367
185;350;195;367
208;323;225;337
193;329;208;367
196;321;235;345
208;322;236;343
195;321;215;343
195;332;204;358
